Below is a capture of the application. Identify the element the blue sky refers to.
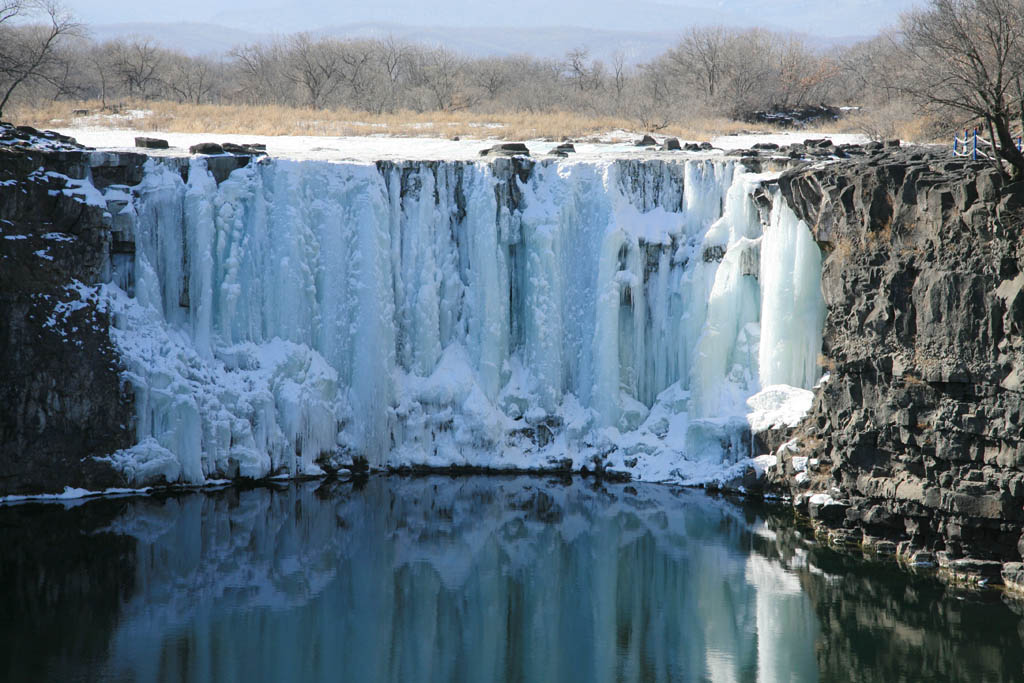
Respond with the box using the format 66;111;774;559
62;0;920;37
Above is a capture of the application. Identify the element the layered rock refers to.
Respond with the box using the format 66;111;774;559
769;146;1024;570
0;126;132;493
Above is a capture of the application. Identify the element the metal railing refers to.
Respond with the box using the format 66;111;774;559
953;128;1023;159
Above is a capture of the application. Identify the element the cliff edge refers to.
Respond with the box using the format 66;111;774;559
0;124;135;494
771;146;1024;583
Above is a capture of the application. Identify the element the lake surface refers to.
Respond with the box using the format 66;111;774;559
1;475;1022;682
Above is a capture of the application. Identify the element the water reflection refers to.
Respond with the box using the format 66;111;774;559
0;476;1022;682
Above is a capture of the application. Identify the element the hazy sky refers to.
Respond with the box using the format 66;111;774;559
61;0;920;37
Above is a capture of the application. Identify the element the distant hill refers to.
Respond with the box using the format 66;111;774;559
85;20;869;63
71;0;918;41
207;0;918;36
86;22;265;56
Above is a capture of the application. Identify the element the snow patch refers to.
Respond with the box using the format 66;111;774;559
746;385;814;433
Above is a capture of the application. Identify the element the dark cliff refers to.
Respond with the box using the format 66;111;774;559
0;125;135;494
771;146;1024;575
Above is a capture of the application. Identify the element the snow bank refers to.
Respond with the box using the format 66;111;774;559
54;126;866;164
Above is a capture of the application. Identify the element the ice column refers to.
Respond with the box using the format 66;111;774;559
104;156;824;486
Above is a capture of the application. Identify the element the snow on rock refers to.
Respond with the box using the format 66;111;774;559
94;152;826;486
711;132;868;150
54;126;868;163
745;384;816;434
752;454;778;476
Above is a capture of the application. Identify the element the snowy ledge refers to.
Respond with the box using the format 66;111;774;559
0;481;230;507
53;127;867;164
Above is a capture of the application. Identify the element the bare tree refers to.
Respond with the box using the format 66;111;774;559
0;16;930;130
632;63;673;131
108;37;162;99
0;1;26;23
564;47;603;92
230;42;286;105
610;51;628;103
0;0;80;117
834;34;906;105
337;40;376;110
164;53;215;105
86;42;116;107
410;46;465;111
375;36;410;113
665;26;729;102
468;56;513;101
900;0;1024;178
285;34;345;109
772;36;838;108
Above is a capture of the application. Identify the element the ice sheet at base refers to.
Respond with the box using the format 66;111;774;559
100;155;825;485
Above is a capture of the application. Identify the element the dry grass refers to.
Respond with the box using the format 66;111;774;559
11;99;774;142
817;352;837;372
824;105;943;143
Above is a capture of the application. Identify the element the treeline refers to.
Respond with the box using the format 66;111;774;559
1;0;912;132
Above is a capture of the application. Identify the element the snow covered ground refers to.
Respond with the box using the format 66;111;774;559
53;126;868;164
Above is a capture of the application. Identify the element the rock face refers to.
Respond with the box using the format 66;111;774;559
0;125;133;494
770;146;1024;565
742;104;841;127
134;137;168;149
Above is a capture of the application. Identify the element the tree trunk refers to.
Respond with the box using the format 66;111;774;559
993;115;1024;181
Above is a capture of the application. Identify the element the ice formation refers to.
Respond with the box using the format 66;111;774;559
98;154;825;485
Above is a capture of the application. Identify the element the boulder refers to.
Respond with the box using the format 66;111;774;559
221;142;267;156
479;142;530;157
635;134;657;147
803;138;833;149
808;495;849;525
661;137;681;151
189;142;224;155
134;137;169;150
1003;562;1024;593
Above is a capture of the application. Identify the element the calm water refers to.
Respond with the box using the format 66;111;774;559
1;475;1022;683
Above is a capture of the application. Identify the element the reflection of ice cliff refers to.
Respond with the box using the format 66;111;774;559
101;477;818;682
102;155;825;486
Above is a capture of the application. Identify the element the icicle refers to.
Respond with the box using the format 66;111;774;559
102;156;825;486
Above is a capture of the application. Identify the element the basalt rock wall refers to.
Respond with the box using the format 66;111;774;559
0;127;136;494
771;147;1024;568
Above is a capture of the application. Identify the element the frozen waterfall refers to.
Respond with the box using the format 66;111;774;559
100;154;825;486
